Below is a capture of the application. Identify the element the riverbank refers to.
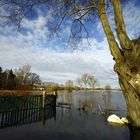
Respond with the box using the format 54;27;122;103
0;90;43;96
0;89;122;96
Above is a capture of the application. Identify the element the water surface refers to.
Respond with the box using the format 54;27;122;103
0;91;133;140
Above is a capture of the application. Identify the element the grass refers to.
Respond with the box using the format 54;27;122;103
0;90;43;96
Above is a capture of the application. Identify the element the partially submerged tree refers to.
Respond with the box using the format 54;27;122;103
0;0;140;127
76;77;83;90
104;84;111;92
87;75;98;91
81;73;90;91
77;73;98;91
65;80;73;93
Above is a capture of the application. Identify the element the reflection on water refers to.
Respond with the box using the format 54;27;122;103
57;91;127;116
0;95;56;128
0;91;139;140
0;107;56;128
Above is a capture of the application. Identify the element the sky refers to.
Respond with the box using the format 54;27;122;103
0;0;140;88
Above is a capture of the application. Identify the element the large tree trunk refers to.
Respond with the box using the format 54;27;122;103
117;37;140;127
111;0;140;127
119;69;140;127
98;0;140;127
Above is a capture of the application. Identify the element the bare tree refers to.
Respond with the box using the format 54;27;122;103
15;64;31;86
1;0;140;127
65;80;73;93
81;73;89;91
28;73;41;87
76;77;83;90
78;74;98;91
87;75;98;91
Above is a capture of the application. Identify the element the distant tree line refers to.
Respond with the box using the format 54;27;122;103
64;73;114;93
63;73;99;93
0;67;16;90
34;73;112;93
0;65;41;90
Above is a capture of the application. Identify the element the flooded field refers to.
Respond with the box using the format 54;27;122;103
0;91;138;140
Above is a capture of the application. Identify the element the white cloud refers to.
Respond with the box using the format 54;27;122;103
123;1;140;39
105;0;140;39
0;33;118;87
0;1;139;88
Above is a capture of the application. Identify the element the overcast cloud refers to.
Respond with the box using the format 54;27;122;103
0;1;140;88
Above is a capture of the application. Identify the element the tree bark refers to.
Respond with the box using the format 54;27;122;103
111;0;140;127
119;73;140;127
98;0;123;63
98;0;140;127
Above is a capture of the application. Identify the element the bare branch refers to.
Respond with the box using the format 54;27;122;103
98;0;124;62
111;0;132;50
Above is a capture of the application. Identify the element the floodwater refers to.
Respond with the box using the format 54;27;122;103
0;91;139;140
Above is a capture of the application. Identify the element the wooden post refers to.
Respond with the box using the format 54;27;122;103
42;91;46;108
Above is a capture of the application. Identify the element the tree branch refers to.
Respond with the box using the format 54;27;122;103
98;0;123;62
111;0;132;50
70;4;97;15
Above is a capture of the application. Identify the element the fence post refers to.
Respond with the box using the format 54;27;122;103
42;91;46;108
